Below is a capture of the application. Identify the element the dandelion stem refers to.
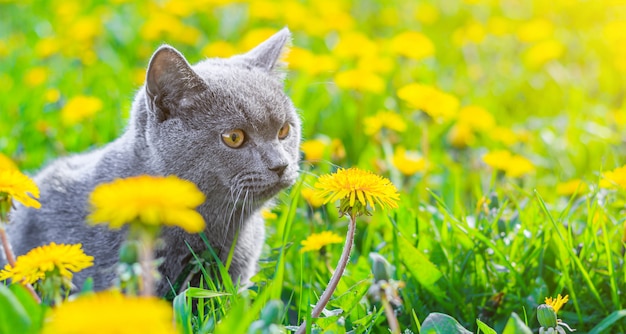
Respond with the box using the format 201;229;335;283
24;282;41;303
0;226;16;266
0;225;41;303
381;295;401;334
296;215;357;334
139;235;155;297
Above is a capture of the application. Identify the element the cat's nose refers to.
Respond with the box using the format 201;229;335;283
269;163;288;177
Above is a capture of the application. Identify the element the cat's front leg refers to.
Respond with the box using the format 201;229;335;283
228;213;265;288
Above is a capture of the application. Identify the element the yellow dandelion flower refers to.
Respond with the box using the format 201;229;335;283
600;165;626;190
300;231;344;253
505;155;535;178
489;126;520;147
35;37;61;58
609;109;626;128
356;54;394;75
483;150;534;178
447;123;475;149
556;179;587;196
333;31;379;59
0;169;40;209
24;67;48;87
0;153;17;171
69;17;103;43
545;294;569;314
487;16;512;36
414;3;439;25
239;28;279;52
524;39;564;68
88;175;206;233
392;147;426;176
287;47;339;76
604;21;626;45
61;95;103;126
301;187;326;208
44;88;61;103
279;1;308;32
43;291;177;334
390;31;435;60
397;83;459;122
0;242;93;285
162;0;198;17
140;12;200;46
201;40;238;58
261;208;278;220
140;12;179;41
301;139;329;163
516;18;554;43
248;0;281;20
312;2;354;33
334;69;385;94
457;105;496;132
452;21;486;46
132;68;146;86
314;168;399;217
285;47;312;71
331;139;346;161
483;150;512;171
363;111;407;136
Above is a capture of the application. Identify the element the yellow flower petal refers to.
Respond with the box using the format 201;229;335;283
300;231;344;253
88;175;206;233
545;294;569;314
0;169;40;209
314;168;399;216
0;242;93;285
43;291;177;334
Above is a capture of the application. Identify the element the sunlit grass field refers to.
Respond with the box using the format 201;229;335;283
2;0;626;333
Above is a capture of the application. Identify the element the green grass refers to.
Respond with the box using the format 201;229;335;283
2;0;626;333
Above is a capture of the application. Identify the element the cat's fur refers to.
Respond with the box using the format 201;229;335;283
4;28;301;295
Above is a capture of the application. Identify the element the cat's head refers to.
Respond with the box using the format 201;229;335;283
141;28;300;205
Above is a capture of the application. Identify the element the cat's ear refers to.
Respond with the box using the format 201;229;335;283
242;27;291;79
145;45;205;121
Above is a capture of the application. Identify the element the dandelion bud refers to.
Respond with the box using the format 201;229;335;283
369;252;393;282
537;304;557;329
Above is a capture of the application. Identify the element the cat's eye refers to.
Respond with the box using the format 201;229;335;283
222;129;245;148
278;123;290;140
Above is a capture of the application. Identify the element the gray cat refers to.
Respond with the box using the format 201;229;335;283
5;28;301;295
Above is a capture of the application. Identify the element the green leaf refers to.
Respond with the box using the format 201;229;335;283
329;279;369;314
184;287;231;299
313;314;346;333
79;277;94;294
398;237;443;296
588;310;626;334
420;313;472;334
173;287;231;334
412;309;422;333
476;319;497;334
172;288;193;334
0;284;32;334
502;313;532;334
9;284;44;333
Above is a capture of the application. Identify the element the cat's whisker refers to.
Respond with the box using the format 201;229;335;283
225;182;245;248
239;189;250;233
299;159;342;170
